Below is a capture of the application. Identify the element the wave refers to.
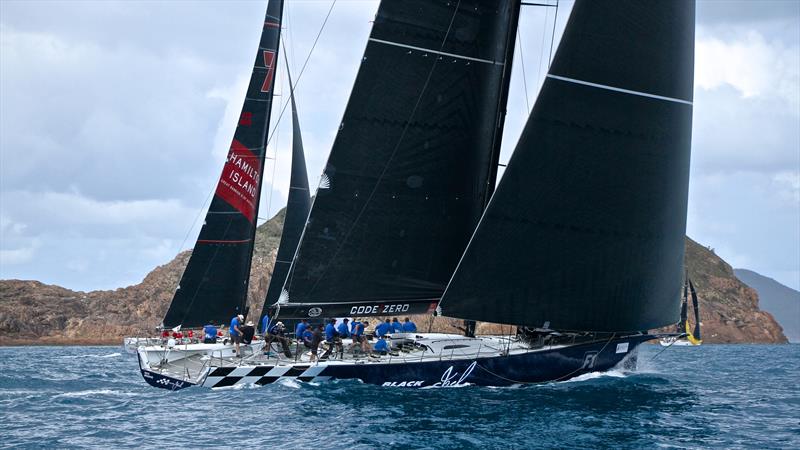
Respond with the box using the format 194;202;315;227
277;378;302;389
57;352;122;360
54;389;137;398
563;369;628;383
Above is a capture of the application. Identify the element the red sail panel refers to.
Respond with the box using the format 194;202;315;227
215;139;260;223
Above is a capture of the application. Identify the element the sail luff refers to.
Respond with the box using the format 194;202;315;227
161;0;285;328
259;52;311;329
439;0;696;332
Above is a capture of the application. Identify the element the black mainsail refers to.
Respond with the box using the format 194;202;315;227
258;59;311;329
275;0;520;319
439;0;695;332
162;0;284;328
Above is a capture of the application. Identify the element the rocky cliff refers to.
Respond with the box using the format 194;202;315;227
0;210;787;345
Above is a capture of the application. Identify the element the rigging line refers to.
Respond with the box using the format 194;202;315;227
264;0;337;150
265;98;280;221
548;0;559;68
516;27;530;114
177;185;215;256
305;0;464;296
649;336;681;361
536;4;549;90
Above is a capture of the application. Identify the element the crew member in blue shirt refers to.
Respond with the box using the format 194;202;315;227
391;317;403;333
375;319;391;337
230;314;244;356
374;336;390;354
349;320;371;354
337;318;350;339
402;317;417;332
321;318;342;359
302;328;314;348
203;321;217;344
295;319;309;340
348;320;361;352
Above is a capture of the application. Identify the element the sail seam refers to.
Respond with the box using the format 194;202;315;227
546;74;693;105
368;38;503;66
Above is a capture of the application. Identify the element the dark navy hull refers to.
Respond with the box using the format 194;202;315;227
137;353;195;391
202;335;650;388
322;335;645;387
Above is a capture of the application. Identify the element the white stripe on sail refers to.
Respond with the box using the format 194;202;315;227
546;74;693;105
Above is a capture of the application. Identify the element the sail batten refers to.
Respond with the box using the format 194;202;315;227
162;0;284;329
439;0;695;332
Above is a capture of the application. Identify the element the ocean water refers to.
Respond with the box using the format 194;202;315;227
0;344;798;449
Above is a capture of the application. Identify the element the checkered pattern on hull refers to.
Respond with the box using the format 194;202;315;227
203;365;331;388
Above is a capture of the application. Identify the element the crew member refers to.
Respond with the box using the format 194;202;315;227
375;319;391;337
374;336;390;355
337;318;351;339
309;324;324;362
265;321;293;358
322;318;342;359
295;319;309;340
402;317;417;333
240;321;256;345
391;317;403;333
359;320;372;355
203;321;217;344
230;314;244;356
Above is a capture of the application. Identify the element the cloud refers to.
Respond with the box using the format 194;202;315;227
772;171;800;204
696;28;800;110
0;247;35;266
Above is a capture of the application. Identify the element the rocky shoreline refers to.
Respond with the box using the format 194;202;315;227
0;210;787;345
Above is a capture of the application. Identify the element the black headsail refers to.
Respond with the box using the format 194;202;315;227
439;0;695;332
678;276;689;333
162;0;284;329
275;0;520;319
688;280;702;342
258;57;311;330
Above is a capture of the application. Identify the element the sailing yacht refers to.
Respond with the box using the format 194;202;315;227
660;279;703;347
135;0;290;386
140;0;696;390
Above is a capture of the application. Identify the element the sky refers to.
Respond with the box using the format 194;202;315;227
1;0;798;292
